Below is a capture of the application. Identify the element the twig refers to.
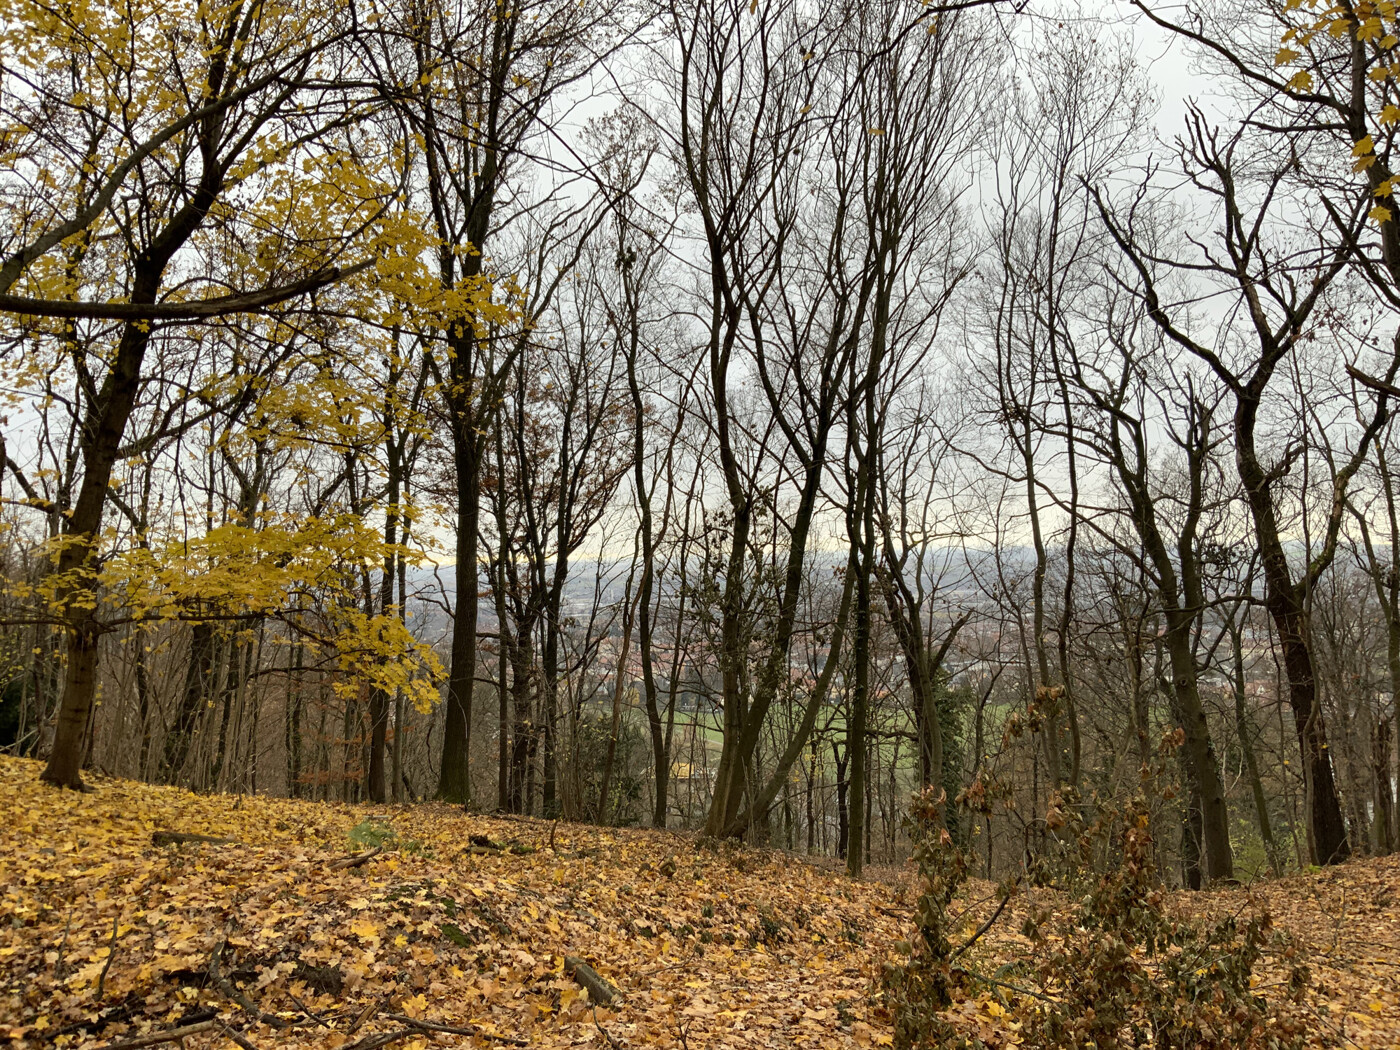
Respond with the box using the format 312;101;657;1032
53;903;74;981
342;1028;415;1050
209;934;289;1029
550;820;558;853
592;1005;623;1050
327;847;383;871
346;994;390;1035
99;1020;217;1049
950;879;1020;961
151;831;236;847
95;913;120;1000
220;1025;260;1050
952;966;1056;1003
285;993;331;1028
384;1013;528;1045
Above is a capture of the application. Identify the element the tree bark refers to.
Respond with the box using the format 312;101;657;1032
438;416;480;804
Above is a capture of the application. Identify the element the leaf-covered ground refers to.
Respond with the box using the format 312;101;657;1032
1;754;1397;1049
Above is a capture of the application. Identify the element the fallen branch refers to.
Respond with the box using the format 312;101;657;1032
285;993;332;1029
950;877;1021;961
342;1027;415;1050
346;993;390;1035
220;1025;260;1050
327;847;383;871
384;1013;528;1045
151;831;235;847
564;954;618;1005
209;936;289;1029
52;902;74;981
99;1020;217;1049
96;913;120;1001
593;1005;623;1050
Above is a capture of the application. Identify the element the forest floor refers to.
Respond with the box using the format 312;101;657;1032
1;755;1398;1050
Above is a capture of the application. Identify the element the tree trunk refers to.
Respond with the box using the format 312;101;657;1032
438;420;480;804
1374;716;1396;854
161;621;217;784
1271;599;1351;864
1231;620;1282;874
135;635;152;780
287;642;304;798
43;622;101;790
846;512;872;878
598;578;638;823
1162;616;1234;882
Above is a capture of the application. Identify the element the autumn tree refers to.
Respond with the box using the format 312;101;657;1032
366;0;621;804
0;0;424;789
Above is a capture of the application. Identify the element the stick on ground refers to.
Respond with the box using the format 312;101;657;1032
327;847;383;871
100;1020;218;1049
151;831;235;847
384;1012;528;1045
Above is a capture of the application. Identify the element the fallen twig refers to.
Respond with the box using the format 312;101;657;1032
950;878;1021;961
96;913;120;1001
209;934;289;1029
220;1025;260;1050
384;1013;528;1045
342;1027;415;1050
52;901;74;981
592;1005;623;1050
327;846;383;871
151;831;235;847
346;994;391;1035
99;1020;217;1049
285;992;332;1029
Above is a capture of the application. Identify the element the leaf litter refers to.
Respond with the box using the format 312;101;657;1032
1;754;1397;1049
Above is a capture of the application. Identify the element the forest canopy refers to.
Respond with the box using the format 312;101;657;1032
4;0;1400;896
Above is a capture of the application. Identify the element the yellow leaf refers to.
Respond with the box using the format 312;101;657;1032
1370;205;1392;222
1383;104;1400;125
1276;47;1302;64
1288;70;1315;91
1354;134;1376;155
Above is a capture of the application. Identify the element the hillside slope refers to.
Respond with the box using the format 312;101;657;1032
0;757;907;1049
2;756;1398;1049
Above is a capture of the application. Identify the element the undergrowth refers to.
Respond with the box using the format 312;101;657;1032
885;785;1312;1050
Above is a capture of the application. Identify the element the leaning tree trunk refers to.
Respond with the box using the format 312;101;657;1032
1162;614;1234;882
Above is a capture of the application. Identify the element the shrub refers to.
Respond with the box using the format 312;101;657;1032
885;789;1310;1050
